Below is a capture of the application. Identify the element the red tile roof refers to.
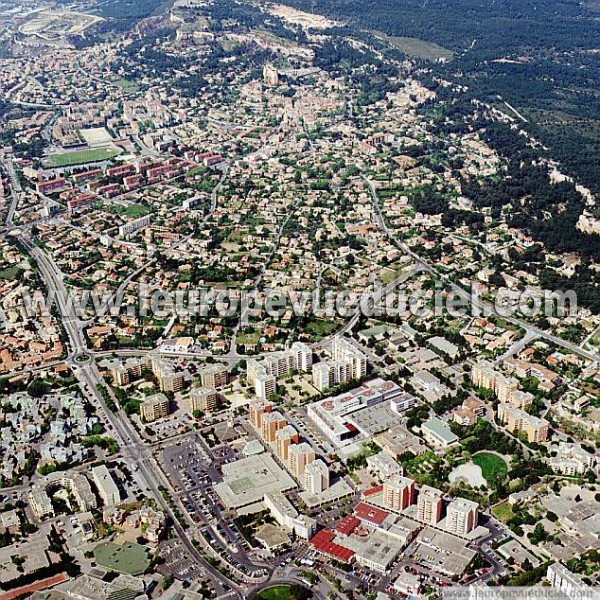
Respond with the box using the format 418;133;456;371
335;515;360;536
311;530;355;563
354;502;390;526
363;485;383;497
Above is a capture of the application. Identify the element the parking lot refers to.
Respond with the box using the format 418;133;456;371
157;538;207;582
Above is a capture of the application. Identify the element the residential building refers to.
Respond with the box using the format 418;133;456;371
275;425;299;461
199;364;229;388
446;497;478;535
547;563;590;600
288;442;316;478
186;387;218;413
549;443;596;476
261;411;286;442
304;459;330;494
140;393;170;422
383;476;415;512
417;485;443;525
249;399;272;430
497;403;549;443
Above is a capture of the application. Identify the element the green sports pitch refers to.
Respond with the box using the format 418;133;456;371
46;147;120;167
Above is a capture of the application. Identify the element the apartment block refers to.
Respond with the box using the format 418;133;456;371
140;393;170;422
497;403;549;443
446;497;479;535
417;485;443;525
383;476;415;512
186;387;218;413
304;459;330;494
288;442;316;478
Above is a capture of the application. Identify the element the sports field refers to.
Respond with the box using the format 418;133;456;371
472;452;508;482
93;542;150;575
47;147;119;167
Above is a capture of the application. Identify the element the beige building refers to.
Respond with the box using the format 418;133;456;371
288;442;316;478
140;393;170;422
186;387;218;413
304;459;330;494
417;485;443;525
199;364;228;388
497;403;549;443
383;476;415;512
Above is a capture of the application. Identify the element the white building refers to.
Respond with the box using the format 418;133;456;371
263;492;316;539
304;459;330;494
549;443;596;476
446;497;478;535
547;563;592;600
92;465;120;506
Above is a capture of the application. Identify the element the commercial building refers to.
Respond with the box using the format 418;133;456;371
140;393;170;422
307;378;404;445
390;392;417;413
497;403;549;443
186;387;218;413
214;453;297;510
92;465;121;506
417;485;444;526
383;476;415;512
446;497;479;535
304;459;330;494
263;492;316;539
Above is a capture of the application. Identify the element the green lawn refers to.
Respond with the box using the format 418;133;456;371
254;585;311;600
46;147;120;167
492;501;514;524
473;452;508;482
0;266;22;281
305;319;338;339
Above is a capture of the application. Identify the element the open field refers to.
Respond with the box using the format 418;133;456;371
376;33;454;62
46;147;120;167
492;501;514;524
268;4;340;29
19;11;103;39
473;452;508;482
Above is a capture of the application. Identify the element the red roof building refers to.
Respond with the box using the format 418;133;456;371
310;530;355;563
335;515;360;537
354;502;390;527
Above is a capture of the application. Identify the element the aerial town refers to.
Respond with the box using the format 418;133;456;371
0;0;598;599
